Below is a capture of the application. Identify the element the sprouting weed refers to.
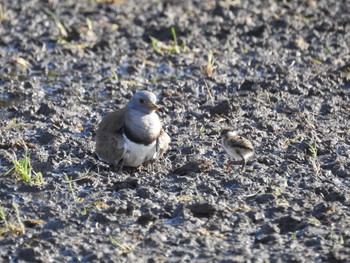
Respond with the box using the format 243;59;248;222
65;174;78;203
305;142;321;175
110;236;133;255
205;51;217;77
44;8;69;38
170;26;180;55
0;203;25;237
150;27;182;55
6;145;43;184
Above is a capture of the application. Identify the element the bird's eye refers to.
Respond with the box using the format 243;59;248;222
139;99;145;103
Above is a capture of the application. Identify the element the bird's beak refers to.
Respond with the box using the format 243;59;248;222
149;103;160;111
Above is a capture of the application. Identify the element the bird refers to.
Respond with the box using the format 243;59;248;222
220;129;254;172
95;90;170;169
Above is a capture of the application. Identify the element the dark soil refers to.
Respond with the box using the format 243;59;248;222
1;0;350;262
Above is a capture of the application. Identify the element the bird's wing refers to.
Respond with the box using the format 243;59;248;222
156;128;170;159
226;136;254;150
95;108;127;165
97;108;126;133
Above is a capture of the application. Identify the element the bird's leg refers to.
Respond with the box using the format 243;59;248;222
118;153;128;172
118;150;130;172
110;162;123;174
147;161;155;174
118;159;125;172
240;160;246;173
226;161;232;171
155;138;160;155
238;153;246;173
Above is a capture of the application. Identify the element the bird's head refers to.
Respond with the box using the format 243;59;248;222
128;91;160;113
220;129;237;138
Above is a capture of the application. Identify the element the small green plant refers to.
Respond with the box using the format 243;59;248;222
290;232;297;239
150;26;181;55
305;142;321;175
4;119;32;130
12;203;25;234
79;207;88;216
170;26;180;54
150;36;163;55
45;9;87;50
0;203;25;237
6;145;43;184
44;9;68;38
64;175;87;212
0;3;6;20
282;134;302;147
100;69;119;83
305;142;317;158
265;91;276;106
110;236;133;255
0;207;9;228
303;115;316;130
93;201;109;209
204;78;215;106
192;183;204;203
65;174;78;202
120;80;139;87
176;194;192;203
213;127;221;133
86;17;93;32
55;38;88;49
309;57;323;65
205;51;217;77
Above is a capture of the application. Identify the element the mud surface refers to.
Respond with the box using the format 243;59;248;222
0;0;350;262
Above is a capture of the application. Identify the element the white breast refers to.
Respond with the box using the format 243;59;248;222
222;143;243;160
122;134;157;167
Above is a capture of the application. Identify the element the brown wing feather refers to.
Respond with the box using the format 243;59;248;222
226;136;254;151
95;108;127;165
97;108;126;133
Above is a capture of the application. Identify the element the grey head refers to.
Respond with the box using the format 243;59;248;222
127;91;160;114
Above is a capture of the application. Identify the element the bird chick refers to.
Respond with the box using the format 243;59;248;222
220;129;254;172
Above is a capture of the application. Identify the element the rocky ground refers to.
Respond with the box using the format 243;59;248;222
0;0;350;262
